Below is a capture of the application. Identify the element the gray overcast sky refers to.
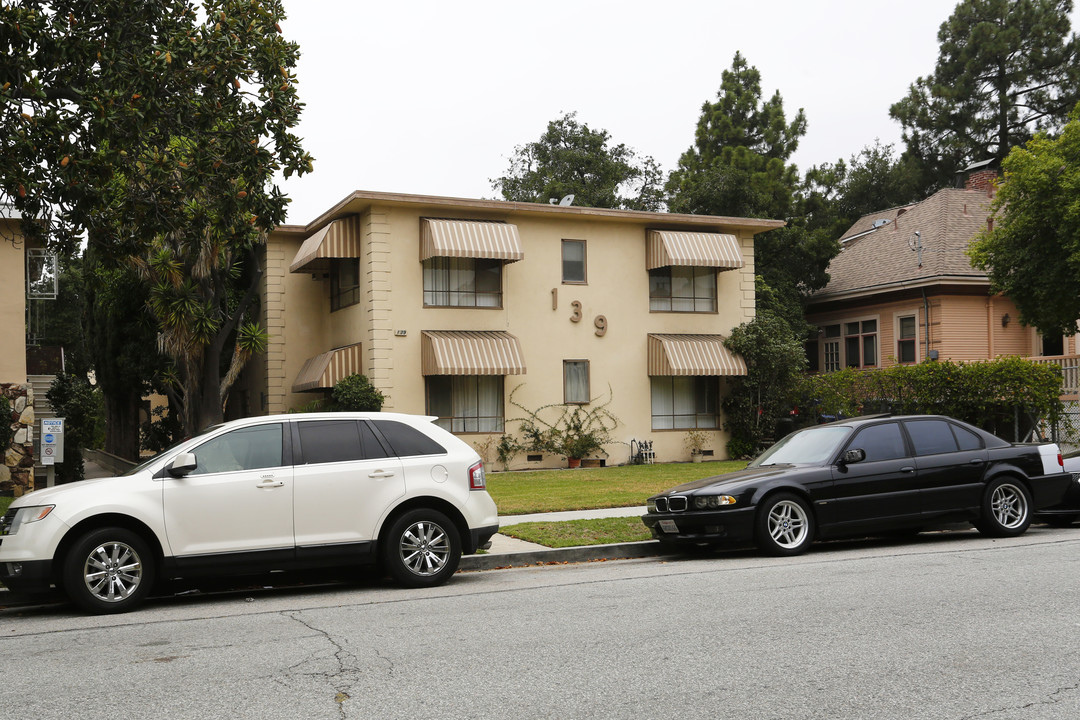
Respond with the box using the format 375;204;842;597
275;0;1079;226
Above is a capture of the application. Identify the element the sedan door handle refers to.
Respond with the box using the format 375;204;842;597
900;466;915;473
969;459;985;465
369;470;396;479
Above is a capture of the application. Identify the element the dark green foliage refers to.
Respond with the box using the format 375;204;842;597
798;358;1064;438
492;111;664;211
969;105;1080;336
667;52;806;221
508;387;619;461
890;0;1080;190
722;312;808;458
0;396;12;451
45;373;105;483
330;374;385;412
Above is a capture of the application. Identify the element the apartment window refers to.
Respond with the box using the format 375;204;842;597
823;325;841;373
844;319;878;368
426;375;504;433
562;239;586;283
564;360;590;404
330;259;360;311
648;267;717;312
423;257;502;307
897;315;917;364
650;376;719;430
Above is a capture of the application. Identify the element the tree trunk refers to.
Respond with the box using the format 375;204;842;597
103;389;142;462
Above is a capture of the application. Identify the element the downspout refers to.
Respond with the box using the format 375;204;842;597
922;288;931;360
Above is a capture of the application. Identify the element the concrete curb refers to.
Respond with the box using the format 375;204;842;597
459;540;671;571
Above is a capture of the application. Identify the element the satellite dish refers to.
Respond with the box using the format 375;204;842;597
558;194;575;206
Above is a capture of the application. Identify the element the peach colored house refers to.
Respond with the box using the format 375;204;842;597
1;205;36;495
236;191;784;467
805;167;1077;392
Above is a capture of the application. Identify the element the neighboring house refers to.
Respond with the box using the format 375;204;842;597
804;165;1078;389
236;190;783;467
1;205;36;495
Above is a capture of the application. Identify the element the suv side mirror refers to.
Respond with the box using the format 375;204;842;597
841;448;866;465
167;452;198;477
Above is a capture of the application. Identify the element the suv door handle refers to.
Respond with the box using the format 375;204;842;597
257;480;285;488
369;470;396;479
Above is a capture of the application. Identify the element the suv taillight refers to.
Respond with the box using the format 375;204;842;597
468;461;486;490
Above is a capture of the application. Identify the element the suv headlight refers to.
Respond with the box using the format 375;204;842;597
0;505;54;536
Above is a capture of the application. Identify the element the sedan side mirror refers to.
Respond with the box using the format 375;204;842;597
167;452;198;477
841;448;866;465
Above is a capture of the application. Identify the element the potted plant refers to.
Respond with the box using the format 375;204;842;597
683;428;711;463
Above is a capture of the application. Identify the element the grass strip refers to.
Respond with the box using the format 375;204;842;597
487;460;744;515
500;516;652;548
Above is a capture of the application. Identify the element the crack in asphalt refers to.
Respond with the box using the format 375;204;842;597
958;682;1080;719
283;611;362;720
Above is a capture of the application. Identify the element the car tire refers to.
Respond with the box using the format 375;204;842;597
61;527;155;614
1044;514;1079;528
381;509;461;588
754;493;814;556
975;477;1032;538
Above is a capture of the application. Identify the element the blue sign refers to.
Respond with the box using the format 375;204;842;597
44;433;55;443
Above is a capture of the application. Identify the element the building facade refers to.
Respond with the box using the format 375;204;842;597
238;191;783;468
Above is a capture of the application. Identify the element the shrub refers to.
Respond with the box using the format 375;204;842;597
45;374;104;483
330;374;385;412
0;395;12;451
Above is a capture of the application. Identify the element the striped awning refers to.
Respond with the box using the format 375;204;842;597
292;343;363;392
420;219;524;263
421;331;527;375
646;230;744;270
648;334;747;376
290;216;362;274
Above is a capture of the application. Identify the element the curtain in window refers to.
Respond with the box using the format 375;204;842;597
564;361;589;403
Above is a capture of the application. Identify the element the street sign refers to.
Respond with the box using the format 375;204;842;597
41;417;64;466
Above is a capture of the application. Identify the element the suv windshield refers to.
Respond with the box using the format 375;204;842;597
749;426;852;467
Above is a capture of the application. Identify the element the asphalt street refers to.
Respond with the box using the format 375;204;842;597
3;526;1079;720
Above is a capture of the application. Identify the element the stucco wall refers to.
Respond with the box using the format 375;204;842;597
0;219;27;385
257;200;762;467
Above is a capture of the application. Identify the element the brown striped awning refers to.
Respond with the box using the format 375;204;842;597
420;219;524;263
290;216;362;274
648;334;747;376
292;343;363;392
421;331;527;375
646;230;744;270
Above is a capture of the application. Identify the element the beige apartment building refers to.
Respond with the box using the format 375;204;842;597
237;191;783;468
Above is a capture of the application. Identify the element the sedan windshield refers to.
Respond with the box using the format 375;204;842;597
749;426;852;467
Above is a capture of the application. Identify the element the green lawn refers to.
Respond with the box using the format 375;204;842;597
501;516;652;547
486;460;744;515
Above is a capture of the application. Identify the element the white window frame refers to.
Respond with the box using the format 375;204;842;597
842;315;880;369
895;310;921;365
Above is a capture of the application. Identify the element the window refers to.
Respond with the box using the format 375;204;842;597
650;376;719;429
562;239;586;283
897;315;917;364
805;340;820;373
951;423;984;451
564;360;590;404
331;259;360;311
844;319;878;368
823;325;841;373
426;375;504;432
297;420;364;464
423;258;502;307
191;424;283;474
850;422;907;462
904;420;958;456
371;420;446;456
1042;334;1064;356
648;267;717;312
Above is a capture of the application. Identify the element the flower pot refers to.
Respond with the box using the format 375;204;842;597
567;458;581;469
691;454;703;463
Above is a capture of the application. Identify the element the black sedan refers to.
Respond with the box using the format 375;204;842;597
643;415;1072;556
1035;449;1080;526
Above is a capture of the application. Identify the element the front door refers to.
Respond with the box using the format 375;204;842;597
162;422;293;557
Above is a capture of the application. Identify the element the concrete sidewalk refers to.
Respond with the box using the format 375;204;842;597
79;459;665;570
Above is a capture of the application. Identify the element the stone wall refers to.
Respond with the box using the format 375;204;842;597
2;383;35;496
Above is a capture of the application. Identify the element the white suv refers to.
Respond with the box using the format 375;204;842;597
0;413;499;613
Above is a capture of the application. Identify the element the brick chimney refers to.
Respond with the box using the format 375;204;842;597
959;159;998;197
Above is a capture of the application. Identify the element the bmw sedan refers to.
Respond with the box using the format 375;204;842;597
643;415;1071;556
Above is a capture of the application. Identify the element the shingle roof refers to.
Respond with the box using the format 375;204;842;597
814;188;993;298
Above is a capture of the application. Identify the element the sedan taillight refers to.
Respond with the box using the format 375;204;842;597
468;461;486;490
